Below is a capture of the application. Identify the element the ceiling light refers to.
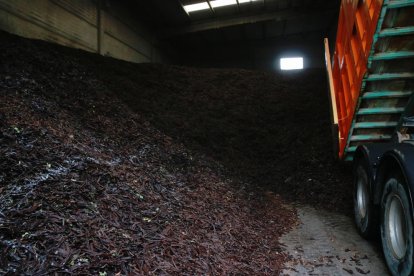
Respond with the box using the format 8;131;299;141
280;57;304;70
184;2;210;12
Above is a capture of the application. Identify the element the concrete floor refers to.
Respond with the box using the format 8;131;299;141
280;205;390;275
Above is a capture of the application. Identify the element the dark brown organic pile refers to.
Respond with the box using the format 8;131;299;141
0;30;351;274
88;48;353;212
0;32;296;274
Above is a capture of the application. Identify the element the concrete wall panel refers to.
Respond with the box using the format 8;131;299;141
0;0;97;51
104;32;150;63
103;12;152;61
0;0;163;63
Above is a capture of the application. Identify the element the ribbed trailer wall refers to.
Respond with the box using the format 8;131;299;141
326;0;414;161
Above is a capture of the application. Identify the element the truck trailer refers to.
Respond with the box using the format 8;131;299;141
325;0;414;274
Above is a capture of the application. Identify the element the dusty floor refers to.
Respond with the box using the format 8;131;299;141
0;31;387;274
281;206;389;275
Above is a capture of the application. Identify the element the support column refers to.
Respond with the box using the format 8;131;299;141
97;0;104;55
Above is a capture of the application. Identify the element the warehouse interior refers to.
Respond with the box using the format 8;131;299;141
0;0;340;69
145;0;340;69
0;0;392;274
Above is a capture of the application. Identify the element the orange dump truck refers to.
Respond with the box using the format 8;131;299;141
325;0;414;274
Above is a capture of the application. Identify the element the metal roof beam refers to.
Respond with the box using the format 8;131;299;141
206;0;215;14
163;9;337;37
178;0;190;17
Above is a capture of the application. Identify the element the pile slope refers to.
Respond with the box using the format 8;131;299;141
87;46;352;212
0;32;295;274
0;31;351;274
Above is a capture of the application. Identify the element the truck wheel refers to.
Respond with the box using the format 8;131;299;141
354;158;376;238
380;173;413;275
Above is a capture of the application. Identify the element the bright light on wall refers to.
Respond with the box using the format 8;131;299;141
280;57;304;70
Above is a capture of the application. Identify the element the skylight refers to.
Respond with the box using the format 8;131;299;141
280;57;304;70
210;0;237;8
183;0;260;13
184;2;210;12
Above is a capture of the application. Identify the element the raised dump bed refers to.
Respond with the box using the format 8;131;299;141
325;0;414;161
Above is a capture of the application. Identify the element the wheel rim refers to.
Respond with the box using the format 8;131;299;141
356;166;369;219
386;194;408;260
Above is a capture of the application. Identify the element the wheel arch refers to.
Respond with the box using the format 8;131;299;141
373;143;414;213
353;143;391;196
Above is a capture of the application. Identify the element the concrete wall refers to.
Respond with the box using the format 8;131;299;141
0;0;164;63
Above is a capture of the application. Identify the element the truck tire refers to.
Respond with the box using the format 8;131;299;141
380;172;414;276
354;157;376;238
